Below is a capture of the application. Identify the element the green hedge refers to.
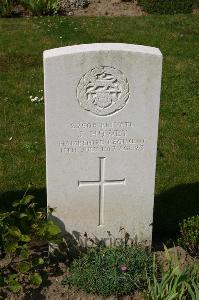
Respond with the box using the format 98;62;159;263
193;0;199;8
0;0;59;17
137;0;194;14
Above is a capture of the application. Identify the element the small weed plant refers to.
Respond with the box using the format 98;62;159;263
0;187;61;294
0;0;15;17
178;215;199;257
63;245;153;296
145;246;199;300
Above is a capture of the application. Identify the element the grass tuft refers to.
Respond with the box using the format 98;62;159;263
63;245;153;296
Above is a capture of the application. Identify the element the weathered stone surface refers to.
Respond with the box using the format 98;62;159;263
44;43;162;246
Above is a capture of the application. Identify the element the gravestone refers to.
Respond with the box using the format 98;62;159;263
44;43;162;246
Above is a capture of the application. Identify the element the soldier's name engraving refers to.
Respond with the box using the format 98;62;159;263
79;129;127;138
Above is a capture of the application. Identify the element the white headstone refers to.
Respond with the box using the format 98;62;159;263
44;43;162;246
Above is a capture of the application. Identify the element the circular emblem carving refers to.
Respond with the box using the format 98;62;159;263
77;66;130;116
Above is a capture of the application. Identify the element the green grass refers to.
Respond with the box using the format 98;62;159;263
0;15;199;235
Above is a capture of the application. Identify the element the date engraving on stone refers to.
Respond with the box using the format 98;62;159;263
78;157;126;226
77;66;130;116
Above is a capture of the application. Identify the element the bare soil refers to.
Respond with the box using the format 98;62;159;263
66;0;146;16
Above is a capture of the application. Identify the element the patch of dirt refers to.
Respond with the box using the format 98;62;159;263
65;0;146;16
4;261;144;300
156;246;199;271
193;8;199;14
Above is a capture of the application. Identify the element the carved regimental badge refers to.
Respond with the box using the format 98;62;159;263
77;66;130;116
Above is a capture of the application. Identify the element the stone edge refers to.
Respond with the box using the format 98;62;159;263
43;43;162;59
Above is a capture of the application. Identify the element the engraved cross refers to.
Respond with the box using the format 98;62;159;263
78;157;126;226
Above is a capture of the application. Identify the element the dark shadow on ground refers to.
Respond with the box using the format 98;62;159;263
152;182;199;246
0;187;46;210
